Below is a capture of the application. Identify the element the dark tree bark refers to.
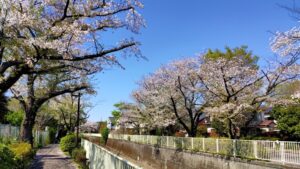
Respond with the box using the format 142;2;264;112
0;93;8;123
17;75;88;145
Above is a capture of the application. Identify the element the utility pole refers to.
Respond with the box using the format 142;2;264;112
75;92;81;147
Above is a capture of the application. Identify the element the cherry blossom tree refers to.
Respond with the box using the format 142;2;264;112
0;0;145;95
11;68;92;143
200;47;300;138
118;102;149;134
199;48;261;138
133;58;206;137
132;47;299;138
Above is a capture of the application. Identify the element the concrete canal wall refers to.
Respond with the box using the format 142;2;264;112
81;139;142;169
106;139;300;169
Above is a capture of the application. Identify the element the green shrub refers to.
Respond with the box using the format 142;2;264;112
5;111;24;126
101;128;109;145
60;133;76;153
72;148;86;162
0;143;16;169
8;142;35;169
72;147;88;169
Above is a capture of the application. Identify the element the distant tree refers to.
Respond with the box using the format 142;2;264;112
201;46;299;138
201;47;261;138
271;105;300;140
110;102;124;126
133;58;205;137
117;102;148;134
52;94;89;132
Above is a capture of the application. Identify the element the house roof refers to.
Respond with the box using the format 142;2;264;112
198;116;211;125
258;120;276;127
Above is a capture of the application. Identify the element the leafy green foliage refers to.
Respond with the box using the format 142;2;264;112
272;106;300;140
60;133;76;153
101;128;109;145
111;110;121;126
211;119;227;137
110;102;124;126
48;127;57;144
0;143;16;169
5;111;24;126
204;46;259;68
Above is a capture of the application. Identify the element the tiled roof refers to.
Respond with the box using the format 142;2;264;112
258;120;275;127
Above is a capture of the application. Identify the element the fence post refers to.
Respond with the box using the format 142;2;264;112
167;136;169;147
191;137;194;150
216;139;219;153
253;141;258;159
8;125;11;137
174;137;176;148
233;139;236;158
202;138;205;151
182;138;184;149
280;142;285;164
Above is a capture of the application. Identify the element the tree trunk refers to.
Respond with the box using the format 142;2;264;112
189;130;197;137
188;124;197;137
227;119;234;139
21;110;36;145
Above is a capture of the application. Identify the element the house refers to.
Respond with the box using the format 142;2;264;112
257;120;278;133
107;117;115;130
197;113;215;134
198;106;279;136
247;107;279;134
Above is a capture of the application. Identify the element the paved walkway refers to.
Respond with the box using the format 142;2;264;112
31;144;77;169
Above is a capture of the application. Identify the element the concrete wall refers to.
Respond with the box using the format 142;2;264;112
106;139;300;169
81;139;142;169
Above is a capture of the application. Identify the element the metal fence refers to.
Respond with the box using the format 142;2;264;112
109;134;300;165
34;130;50;147
0;124;20;139
0;124;49;146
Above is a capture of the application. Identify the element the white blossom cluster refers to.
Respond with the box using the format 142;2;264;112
0;0;145;76
271;27;300;57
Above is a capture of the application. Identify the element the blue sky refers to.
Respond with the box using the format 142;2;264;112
87;0;297;122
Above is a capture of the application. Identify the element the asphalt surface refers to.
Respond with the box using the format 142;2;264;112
30;144;77;169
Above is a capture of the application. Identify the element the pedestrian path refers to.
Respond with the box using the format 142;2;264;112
30;144;77;169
